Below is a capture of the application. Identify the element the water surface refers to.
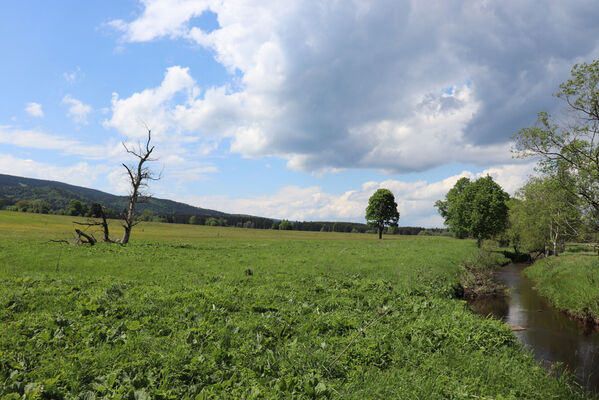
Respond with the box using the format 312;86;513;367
470;263;599;393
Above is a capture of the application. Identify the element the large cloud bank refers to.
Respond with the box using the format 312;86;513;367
109;0;599;173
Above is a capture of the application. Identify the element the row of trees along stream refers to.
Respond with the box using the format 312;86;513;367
510;60;599;256
435;60;599;256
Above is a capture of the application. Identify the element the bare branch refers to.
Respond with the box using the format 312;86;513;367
120;126;160;244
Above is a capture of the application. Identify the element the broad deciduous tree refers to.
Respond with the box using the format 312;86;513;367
507;174;580;257
365;188;400;239
436;176;509;247
434;177;471;239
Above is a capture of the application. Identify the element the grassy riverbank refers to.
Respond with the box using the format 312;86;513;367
0;211;592;399
524;245;599;324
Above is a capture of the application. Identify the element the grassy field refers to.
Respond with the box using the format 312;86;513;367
524;245;599;323
0;211;592;399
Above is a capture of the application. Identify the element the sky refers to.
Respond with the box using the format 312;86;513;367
1;1;599;227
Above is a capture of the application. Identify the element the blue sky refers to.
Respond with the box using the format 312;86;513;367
1;1;599;226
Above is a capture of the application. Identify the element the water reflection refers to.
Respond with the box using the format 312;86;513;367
470;263;599;393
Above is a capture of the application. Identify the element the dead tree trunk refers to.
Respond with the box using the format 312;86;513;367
72;203;113;244
75;229;96;245
98;206;110;242
120;128;160;244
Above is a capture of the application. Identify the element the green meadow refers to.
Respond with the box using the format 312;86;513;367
524;245;599;323
0;211;591;399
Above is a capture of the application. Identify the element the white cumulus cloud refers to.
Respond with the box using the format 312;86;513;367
109;0;599;174
25;102;43;118
183;161;536;226
62;95;93;125
0;153;109;188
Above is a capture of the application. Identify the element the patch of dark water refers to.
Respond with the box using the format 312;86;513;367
469;263;599;393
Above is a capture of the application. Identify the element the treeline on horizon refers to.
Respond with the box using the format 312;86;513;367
0;187;448;236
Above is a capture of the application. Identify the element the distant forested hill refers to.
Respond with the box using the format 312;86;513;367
0;174;226;216
0;173;441;234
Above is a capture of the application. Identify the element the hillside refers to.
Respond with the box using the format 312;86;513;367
0;173;439;234
0;173;227;217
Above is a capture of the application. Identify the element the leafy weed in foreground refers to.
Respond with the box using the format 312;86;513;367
0;212;593;399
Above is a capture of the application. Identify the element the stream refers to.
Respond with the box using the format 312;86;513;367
469;263;599;393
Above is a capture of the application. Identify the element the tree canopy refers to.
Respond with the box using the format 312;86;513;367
513;60;599;215
435;176;509;246
365;188;400;239
506;173;580;256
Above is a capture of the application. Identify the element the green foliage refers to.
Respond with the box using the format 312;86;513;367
507;174;581;255
418;229;453;237
468;177;510;246
15;199;30;212
0;212;591;399
206;217;218;227
365;189;400;239
435;177;471;239
436;176;509;246
139;209;154;222
29;199;50;214
278;220;292;230
189;215;199;225
513;60;599;216
524;247;599;322
66;199;88;217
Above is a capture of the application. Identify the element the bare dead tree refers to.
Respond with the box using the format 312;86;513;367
74;228;97;245
72;203;113;243
120;128;160;244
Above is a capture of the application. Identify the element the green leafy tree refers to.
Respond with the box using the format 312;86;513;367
152;215;167;223
15;200;30;212
434;177;471;238
508;174;580;256
189;215;199;225
279;220;293;230
30;199;50;214
89;203;104;218
66;199;87;216
365;189;400;239
468;176;510;247
436;176;509;247
513;60;599;215
206;217;218;226
139;209;153;222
